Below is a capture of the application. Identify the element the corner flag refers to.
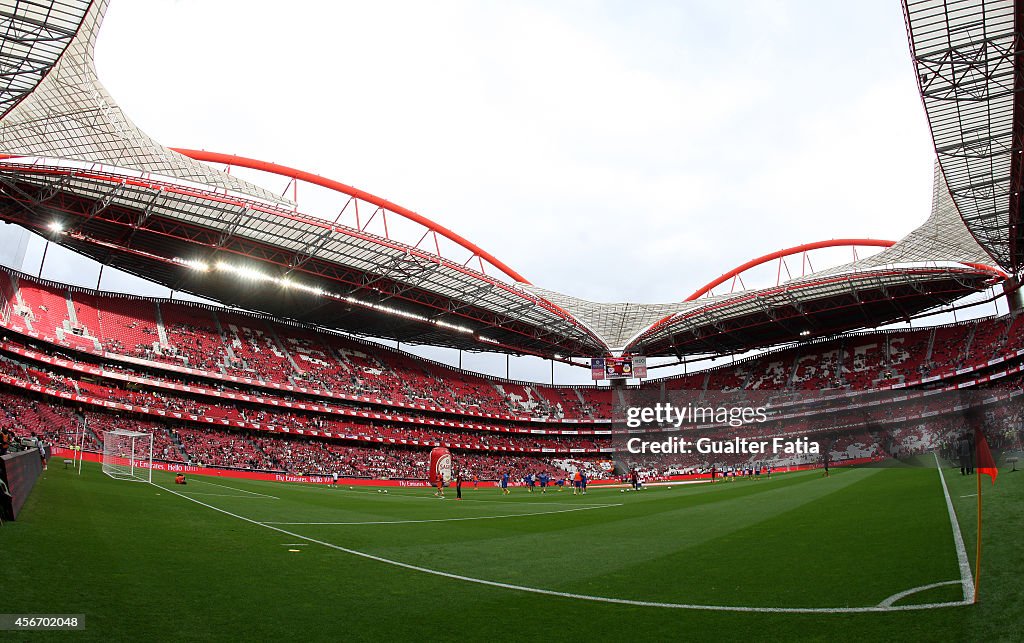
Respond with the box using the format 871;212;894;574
973;425;997;604
975;427;998;485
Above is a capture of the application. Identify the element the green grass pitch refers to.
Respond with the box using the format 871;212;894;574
2;461;1021;641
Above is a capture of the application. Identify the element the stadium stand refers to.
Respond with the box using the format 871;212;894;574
0;270;618;421
2;269;1023;482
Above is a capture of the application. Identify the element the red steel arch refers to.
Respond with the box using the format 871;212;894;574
686;239;1009;301
171;148;531;285
686;239;896;301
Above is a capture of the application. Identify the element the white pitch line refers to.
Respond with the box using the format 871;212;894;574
280;479;625;507
263;503;622;526
421;497;615;507
878;580;962;608
191;478;279;499
164;491;278;499
154;482;970;614
934;453;975;603
408;497;617;507
335;489;616;508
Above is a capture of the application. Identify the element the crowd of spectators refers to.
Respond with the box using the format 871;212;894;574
0;353;605;452
4;270;1024;484
0;389;600;481
660;314;1024;393
6;274;617;419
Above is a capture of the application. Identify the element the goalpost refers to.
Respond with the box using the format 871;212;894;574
76;414;88;475
102;429;154;483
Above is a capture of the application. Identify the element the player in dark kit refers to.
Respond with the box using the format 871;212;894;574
455;471;463;500
958;434;973;475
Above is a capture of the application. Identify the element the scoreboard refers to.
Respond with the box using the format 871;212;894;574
591;356;647;380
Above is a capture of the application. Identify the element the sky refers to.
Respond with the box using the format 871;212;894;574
4;0;1002;383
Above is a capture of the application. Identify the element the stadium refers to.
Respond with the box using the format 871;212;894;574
0;0;1021;640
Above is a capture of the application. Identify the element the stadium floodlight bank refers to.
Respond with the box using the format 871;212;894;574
101;430;154;483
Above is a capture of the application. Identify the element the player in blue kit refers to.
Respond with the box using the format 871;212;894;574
500;472;510;495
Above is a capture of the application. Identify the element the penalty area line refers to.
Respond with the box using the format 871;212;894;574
154;481;969;614
159;490;278;499
190;478;280;499
334;488;618;507
262;503;623;525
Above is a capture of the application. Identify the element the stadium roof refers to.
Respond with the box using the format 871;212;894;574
0;0;1010;361
528;165;1000;355
903;0;1024;273
0;0;91;121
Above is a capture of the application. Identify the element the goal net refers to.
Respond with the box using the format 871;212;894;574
102;429;153;483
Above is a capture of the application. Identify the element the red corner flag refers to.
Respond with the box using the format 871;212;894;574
975;427;998;485
973;426;997;603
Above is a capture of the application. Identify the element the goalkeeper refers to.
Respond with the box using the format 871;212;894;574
174;473;187;485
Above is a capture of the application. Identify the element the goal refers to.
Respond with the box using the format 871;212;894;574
102;429;153;483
